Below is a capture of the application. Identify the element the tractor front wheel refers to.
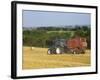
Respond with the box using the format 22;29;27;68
47;49;52;54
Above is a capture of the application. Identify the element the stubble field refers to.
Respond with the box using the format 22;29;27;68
22;46;91;69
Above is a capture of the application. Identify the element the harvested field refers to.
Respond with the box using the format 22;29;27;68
22;46;91;69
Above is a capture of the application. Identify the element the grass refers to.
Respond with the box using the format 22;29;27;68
22;46;91;69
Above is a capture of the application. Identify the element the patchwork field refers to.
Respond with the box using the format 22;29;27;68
22;46;91;69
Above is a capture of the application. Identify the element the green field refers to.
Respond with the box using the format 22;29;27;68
22;46;91;69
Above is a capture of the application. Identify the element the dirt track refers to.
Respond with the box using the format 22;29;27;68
22;47;91;69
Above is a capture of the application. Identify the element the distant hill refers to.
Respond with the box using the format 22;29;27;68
23;25;90;31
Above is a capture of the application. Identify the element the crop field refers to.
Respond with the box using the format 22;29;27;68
22;46;91;69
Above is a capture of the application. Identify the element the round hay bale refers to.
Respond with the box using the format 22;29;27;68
31;47;35;50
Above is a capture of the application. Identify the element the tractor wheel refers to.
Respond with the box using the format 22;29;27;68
47;49;52;54
56;48;62;54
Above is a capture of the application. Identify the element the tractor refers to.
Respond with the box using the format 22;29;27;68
47;39;67;54
47;37;87;54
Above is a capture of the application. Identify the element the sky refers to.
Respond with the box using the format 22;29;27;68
22;10;91;27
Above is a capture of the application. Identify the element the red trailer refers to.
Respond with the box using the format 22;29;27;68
67;37;87;54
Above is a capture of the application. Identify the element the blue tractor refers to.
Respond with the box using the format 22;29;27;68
47;39;68;54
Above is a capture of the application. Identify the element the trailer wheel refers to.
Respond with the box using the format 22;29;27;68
73;48;80;54
73;51;76;54
56;48;62;54
81;49;85;54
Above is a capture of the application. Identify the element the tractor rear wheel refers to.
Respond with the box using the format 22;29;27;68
56;48;62;54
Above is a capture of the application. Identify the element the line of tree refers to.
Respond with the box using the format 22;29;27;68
23;26;91;49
